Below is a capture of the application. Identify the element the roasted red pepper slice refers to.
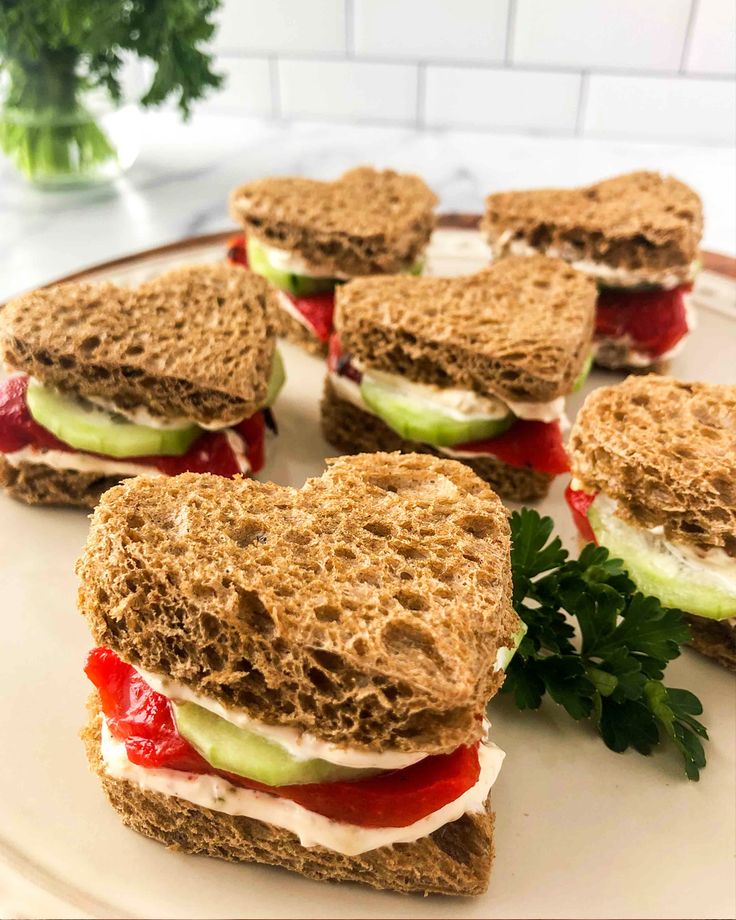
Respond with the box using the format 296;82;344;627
458;419;570;475
595;285;690;358
226;233;248;268
86;647;481;829
282;290;335;343
0;374;264;477
564;483;598;544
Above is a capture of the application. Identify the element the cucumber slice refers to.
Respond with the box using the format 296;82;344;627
588;497;736;620
26;380;201;459
408;258;424;276
360;372;514;448
572;352;593;392
173;702;377;786
265;350;285;407
495;622;528;672
247;237;336;296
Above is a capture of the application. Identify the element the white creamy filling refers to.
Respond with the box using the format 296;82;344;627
598;494;736;595
276;289;321;335
2;446;163;478
261;242;350;281
135;665;426;770
3;430;251;478
334;365;567;425
100;719;503;856
493;232;698;290
84;393;246;433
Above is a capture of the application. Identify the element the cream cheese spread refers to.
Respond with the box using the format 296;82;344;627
492;232;698;290
100;719;504;856
329;368;568;426
85;394;246;433
135;665;427;770
261;243;350;281
2;446;163;478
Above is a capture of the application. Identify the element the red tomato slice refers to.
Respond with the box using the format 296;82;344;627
85;647;481;829
0;374;264;477
596;285;690;358
458;419;570;475
564;483;598;544
283;290;335;343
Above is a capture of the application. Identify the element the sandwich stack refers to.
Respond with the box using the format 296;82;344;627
483;171;703;371
79;452;523;895
323;256;596;501
228;167;437;355
0;265;283;507
567;376;736;670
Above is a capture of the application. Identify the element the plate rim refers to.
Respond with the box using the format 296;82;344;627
2;213;733;302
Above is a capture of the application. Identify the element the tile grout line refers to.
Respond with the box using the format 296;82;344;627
214;50;734;81
505;0;517;64
575;71;590;136
680;0;700;72
416;62;426;128
269;56;281;120
344;0;355;57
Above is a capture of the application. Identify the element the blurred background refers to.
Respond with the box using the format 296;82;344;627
0;0;734;301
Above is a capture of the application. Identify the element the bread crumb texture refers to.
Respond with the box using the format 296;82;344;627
569;376;736;554
82;707;494;896
321;378;552;502
336;257;595;403
229;166;437;276
1;264;279;426
483;171;703;271
78;453;519;754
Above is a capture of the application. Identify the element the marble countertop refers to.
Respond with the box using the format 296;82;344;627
1;111;734;301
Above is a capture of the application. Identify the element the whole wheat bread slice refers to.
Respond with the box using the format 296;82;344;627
229;167;437;277
569;376;736;555
0;456;121;508
684;616;736;671
321;379;552;502
335;257;596;403
78;453;519;755
82;709;494;896
277;308;328;357
483;171;702;276
1;264;279;426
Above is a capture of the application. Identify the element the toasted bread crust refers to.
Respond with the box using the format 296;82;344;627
569;376;736;554
593;340;670;374
82;708;494;896
1;264;279;426
321;379;553;502
483;171;703;272
335;258;595;403
78;454;518;754
0;456;122;508
229;167;437;277
684;616;736;671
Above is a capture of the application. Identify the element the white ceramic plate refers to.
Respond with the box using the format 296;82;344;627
1;227;734;920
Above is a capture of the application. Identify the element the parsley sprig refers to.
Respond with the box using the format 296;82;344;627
505;509;708;780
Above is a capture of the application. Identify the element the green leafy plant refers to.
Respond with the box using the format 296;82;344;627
505;509;708;780
0;0;223;184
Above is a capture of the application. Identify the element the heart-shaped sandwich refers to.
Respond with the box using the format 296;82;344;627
0;264;283;507
228;166;437;354
79;452;523;896
567;375;736;671
324;256;596;501
483;171;703;371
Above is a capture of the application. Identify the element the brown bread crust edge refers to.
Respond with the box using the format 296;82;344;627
83;708;494;896
0;456;122;508
277;308;328;357
684;616;736;671
321;379;553;502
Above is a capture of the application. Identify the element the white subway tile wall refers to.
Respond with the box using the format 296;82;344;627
206;0;735;145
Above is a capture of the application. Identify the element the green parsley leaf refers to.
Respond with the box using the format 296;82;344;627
504;509;708;780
